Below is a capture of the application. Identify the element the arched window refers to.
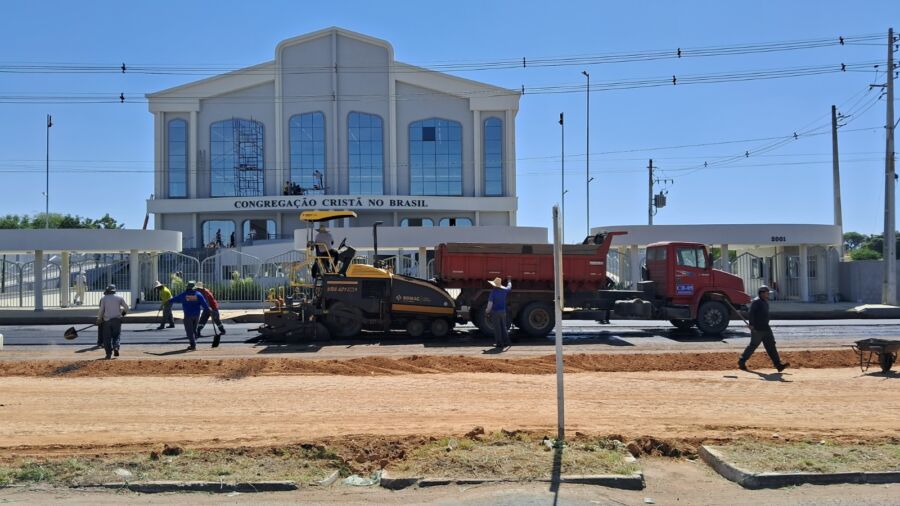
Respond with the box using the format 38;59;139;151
210;118;264;197
483;117;503;196
409;118;462;196
167;119;188;198
439;217;473;227
400;218;434;227
201;220;236;248
289;112;325;195
242;219;276;242
348;112;384;195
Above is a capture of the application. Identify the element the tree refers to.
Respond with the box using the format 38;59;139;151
843;231;867;252
0;212;124;230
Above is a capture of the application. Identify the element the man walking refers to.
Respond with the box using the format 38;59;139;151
74;270;86;306
154;281;175;330
739;285;790;372
165;281;210;351
485;276;512;350
195;282;226;345
97;284;129;359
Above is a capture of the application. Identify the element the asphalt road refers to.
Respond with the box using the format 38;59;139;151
3;319;899;351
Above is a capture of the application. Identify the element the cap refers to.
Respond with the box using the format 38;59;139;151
758;285;770;293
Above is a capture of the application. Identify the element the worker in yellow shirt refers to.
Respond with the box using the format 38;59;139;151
154;281;175;330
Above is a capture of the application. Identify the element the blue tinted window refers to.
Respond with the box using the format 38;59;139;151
409;118;462;196
483;117;503;196
167;119;188;198
348;112;384;194
210;119;264;197
289;112;326;195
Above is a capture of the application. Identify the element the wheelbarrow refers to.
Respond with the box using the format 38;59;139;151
851;338;899;373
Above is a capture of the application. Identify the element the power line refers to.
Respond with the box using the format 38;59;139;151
0;33;882;76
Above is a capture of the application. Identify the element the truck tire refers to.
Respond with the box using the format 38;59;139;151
669;319;695;331
474;309;510;338
696;301;729;335
324;302;363;338
407;319;426;338
519;302;555;338
430;318;450;338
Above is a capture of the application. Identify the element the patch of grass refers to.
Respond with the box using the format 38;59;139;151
0;445;344;487
391;432;638;480
713;440;900;474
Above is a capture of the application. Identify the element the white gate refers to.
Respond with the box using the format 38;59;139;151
606;250;632;289
141;252;201;302
258;250;309;299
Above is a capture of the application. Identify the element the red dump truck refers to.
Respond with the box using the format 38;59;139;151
434;232;751;337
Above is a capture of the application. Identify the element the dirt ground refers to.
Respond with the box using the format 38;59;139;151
0;348;862;377
0;362;896;456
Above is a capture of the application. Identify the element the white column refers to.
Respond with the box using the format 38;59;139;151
629;245;641;289
418;247;428;279
388;71;398;195
129;249;140;306
473;110;482;197
60;251;70;307
331;32;339;194
799;245;810;302
505;109;516;198
154;112;162;197
720;243;730;272
189;110;198;198
475;211;481;226
192;214;199;249
275;45;284;196
34;250;44;312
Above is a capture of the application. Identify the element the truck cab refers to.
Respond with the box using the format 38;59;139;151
644;241;750;333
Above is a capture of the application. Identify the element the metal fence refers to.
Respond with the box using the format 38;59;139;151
257;250;308;300
140;252;201;303
606;250;633;289
0;253;133;308
198;250;263;302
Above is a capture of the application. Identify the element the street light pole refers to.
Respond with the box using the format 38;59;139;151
45;114;52;229
582;71;592;238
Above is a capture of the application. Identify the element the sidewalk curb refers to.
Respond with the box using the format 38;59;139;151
699;445;900;489
380;470;645;490
85;480;297;493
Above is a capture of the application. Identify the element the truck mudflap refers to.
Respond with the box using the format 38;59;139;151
658;305;692;320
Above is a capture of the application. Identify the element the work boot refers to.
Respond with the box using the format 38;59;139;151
738;361;748;371
114;348;119;357
105;354;112;360
776;362;790;373
167;324;175;328
218;326;226;335
156;325;165;330
187;345;196;351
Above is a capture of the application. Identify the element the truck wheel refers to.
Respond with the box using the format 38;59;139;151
696;301;729;335
324;302;363;338
474;310;510;338
670;319;695;331
880;352;896;373
406;319;426;338
519;302;555;338
430;318;450;338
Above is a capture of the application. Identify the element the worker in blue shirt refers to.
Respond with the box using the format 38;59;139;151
485;276;512;350
165;281;210;351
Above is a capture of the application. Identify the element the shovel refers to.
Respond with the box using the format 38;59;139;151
63;324;97;340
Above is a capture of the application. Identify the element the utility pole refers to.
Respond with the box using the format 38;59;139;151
559;113;566;244
883;28;897;305
582;71;592;237
648;159;654;225
45;114;52;229
831;105;843;227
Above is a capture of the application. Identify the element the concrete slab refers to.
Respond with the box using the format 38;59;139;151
699;445;900;489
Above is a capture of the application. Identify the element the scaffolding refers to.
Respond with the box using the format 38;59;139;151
233;118;264;196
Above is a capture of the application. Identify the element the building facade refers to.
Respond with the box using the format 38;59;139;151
147;27;525;251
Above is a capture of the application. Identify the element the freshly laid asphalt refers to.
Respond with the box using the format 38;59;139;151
2;319;899;351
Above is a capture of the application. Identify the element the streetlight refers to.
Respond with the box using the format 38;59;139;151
45;114;53;229
559;112;565;243
582;71;591;237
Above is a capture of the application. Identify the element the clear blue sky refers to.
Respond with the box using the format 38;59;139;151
0;0;895;237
